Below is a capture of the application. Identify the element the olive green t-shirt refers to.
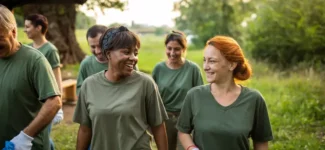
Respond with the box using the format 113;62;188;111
30;42;60;69
73;70;168;150
76;55;108;95
176;85;273;150
152;60;203;112
0;44;61;150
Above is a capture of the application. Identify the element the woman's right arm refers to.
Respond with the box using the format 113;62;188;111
76;125;92;150
178;132;198;150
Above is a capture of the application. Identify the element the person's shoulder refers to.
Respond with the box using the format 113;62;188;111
153;61;166;69
186;59;201;69
45;42;58;51
135;71;154;81
241;86;265;102
82;70;104;85
80;55;94;66
21;44;44;59
187;84;209;95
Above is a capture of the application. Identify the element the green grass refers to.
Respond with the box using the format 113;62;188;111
17;28;325;150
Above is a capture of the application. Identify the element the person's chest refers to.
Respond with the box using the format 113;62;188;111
0;60;33;96
156;69;194;92
85;83;146;120
192;94;256;138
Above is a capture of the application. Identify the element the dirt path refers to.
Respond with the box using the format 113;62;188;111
62;102;77;124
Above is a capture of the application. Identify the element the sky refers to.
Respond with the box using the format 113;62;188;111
80;0;180;27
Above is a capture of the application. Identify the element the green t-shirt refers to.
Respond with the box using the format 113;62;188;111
0;44;61;150
152;60;203;112
76;55;108;95
76;55;140;95
30;42;60;69
176;85;273;150
73;70;168;150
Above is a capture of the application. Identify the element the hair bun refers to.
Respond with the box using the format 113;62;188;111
118;26;129;32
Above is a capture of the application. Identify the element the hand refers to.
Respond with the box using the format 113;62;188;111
52;108;64;125
9;131;33;150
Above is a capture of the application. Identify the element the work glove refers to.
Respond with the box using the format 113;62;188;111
4;131;34;150
52;108;64;125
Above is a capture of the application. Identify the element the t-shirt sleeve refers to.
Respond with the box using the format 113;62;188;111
73;84;92;127
146;78;168;126
176;91;194;134
193;64;204;86
76;63;87;95
47;49;60;69
32;56;61;101
251;94;273;142
151;65;158;81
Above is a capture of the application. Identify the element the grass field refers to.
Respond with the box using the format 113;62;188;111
18;28;325;150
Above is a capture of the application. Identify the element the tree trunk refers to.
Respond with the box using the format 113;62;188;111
23;4;86;64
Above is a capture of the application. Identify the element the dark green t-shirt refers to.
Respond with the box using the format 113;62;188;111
0;44;61;150
152;60;203;112
30;42;60;69
73;71;168;150
176;85;273;150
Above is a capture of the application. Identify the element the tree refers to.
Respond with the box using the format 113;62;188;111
174;0;254;47
1;0;125;64
76;11;96;29
245;0;325;69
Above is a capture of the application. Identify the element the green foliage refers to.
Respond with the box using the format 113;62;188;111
174;0;254;47
75;11;96;29
84;0;125;11
14;13;24;27
245;0;325;69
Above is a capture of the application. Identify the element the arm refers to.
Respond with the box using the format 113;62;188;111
253;141;268;150
24;95;62;137
151;123;168;150
193;64;204;86
76;125;92;150
52;67;64;124
52;67;62;92
178;132;198;150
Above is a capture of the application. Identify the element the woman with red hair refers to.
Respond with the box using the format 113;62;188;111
176;36;273;150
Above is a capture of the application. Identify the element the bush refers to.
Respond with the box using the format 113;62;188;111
246;0;325;69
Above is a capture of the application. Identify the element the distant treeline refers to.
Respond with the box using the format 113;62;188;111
175;0;325;70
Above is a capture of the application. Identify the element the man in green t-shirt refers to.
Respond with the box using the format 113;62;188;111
76;25;109;95
0;5;62;150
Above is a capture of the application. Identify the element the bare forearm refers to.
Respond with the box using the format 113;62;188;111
151;123;168;150
76;125;92;150
53;67;62;93
178;132;196;150
253;141;268;150
23;96;61;137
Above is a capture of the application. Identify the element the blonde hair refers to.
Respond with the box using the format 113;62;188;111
0;5;17;33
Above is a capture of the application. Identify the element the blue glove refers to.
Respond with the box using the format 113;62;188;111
2;141;15;150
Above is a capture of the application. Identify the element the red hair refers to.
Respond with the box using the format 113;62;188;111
206;36;252;81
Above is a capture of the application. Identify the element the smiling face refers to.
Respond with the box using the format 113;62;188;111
107;47;138;78
88;33;106;62
203;45;237;83
24;20;42;39
166;40;185;63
